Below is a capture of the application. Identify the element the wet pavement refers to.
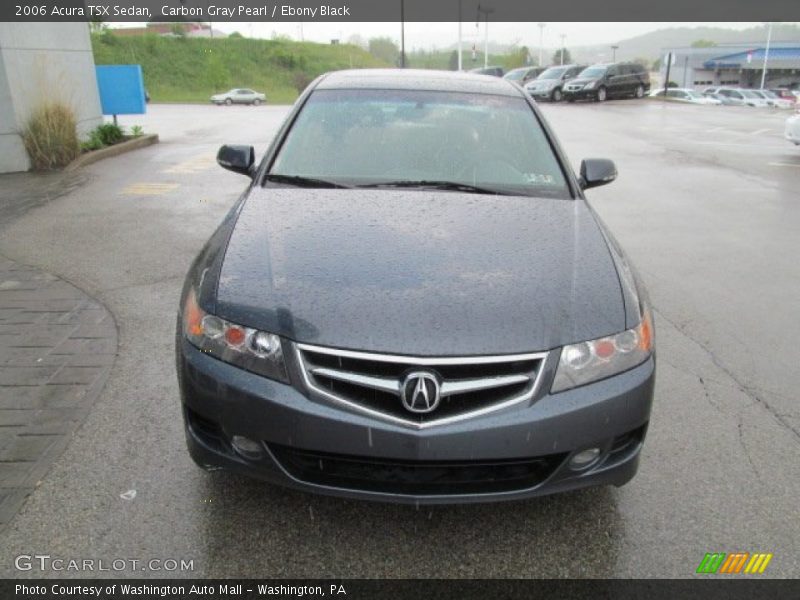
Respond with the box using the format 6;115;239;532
0;101;797;578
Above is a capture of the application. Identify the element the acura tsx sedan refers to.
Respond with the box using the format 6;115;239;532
176;69;655;504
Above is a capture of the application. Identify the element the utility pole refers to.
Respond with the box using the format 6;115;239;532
477;5;493;69
611;45;618;62
538;23;545;67
760;22;773;89
559;34;566;65
664;52;673;96
400;0;405;68
457;0;462;71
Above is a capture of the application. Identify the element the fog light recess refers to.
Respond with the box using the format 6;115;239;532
231;435;264;459
569;447;601;470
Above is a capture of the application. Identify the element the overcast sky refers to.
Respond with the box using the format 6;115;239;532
208;22;768;49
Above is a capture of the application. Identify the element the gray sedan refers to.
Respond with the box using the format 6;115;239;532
210;88;266;106
178;69;655;504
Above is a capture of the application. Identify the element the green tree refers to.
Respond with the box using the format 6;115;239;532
448;50;459;70
228;31;244;39
691;39;717;48
552;48;571;65
368;37;400;65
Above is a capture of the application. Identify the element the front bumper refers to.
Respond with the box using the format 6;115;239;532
563;88;597;100
177;338;655;504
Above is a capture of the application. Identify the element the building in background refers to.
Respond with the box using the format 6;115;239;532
660;42;800;90
0;23;102;173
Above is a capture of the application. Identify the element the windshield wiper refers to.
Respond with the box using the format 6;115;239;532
357;180;510;195
265;174;351;189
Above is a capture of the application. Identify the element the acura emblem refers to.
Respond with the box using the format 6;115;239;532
401;372;441;414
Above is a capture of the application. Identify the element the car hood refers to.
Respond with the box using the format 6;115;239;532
215;188;625;355
566;78;599;86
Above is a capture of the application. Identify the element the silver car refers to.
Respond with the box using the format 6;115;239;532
210;88;266;106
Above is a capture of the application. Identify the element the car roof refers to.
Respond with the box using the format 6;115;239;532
316;69;524;97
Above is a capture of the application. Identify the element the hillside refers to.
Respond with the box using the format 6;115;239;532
569;24;800;65
91;32;390;103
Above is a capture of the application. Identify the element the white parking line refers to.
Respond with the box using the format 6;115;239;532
751;128;772;135
768;162;800;167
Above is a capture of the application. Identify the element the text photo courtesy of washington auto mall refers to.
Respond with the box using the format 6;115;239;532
0;0;799;597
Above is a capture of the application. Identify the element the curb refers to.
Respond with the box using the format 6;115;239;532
65;133;159;171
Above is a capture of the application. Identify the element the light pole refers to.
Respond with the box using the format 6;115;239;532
559;34;566;65
538;23;545;67
400;0;405;68
457;0;462;71
760;22;773;89
611;45;618;62
477;5;494;69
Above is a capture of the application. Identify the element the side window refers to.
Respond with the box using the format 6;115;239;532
607;66;619;77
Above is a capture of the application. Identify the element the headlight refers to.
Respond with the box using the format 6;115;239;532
182;289;289;383
584;81;596;90
551;306;653;393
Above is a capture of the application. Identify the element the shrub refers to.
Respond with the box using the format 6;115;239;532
21;101;80;170
130;125;144;137
96;123;124;145
80;129;105;152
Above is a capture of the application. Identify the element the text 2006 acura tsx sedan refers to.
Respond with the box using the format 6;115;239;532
176;69;655;504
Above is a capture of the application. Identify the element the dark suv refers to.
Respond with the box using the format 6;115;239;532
563;62;650;102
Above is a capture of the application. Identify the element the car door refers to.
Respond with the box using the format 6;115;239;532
605;65;623;97
235;89;251;104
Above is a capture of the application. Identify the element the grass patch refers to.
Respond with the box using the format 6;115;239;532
21;102;80;170
92;33;390;104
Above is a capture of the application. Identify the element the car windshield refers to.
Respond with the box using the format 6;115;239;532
762;90;777;98
268;89;570;198
686;91;703;98
504;68;528;80
538;67;568;80
579;66;607;78
742;90;759;98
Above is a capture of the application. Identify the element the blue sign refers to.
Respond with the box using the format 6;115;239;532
95;65;146;115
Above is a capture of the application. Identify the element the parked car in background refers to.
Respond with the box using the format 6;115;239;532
525;64;586;102
211;88;267;106
563;62;650;102
470;66;505;77
711;88;747;106
756;90;794;109
177;69;656;504
739;90;770;108
503;66;545;85
770;89;797;104
786;110;800;146
649;88;722;105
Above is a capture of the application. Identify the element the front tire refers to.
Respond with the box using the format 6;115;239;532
551;88;563;102
596;87;607;102
252;98;261;106
635;85;645;99
224;98;232;106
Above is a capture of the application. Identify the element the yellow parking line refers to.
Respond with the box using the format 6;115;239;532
162;155;217;174
120;183;179;196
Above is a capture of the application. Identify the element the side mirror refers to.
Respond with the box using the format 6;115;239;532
580;159;617;190
217;144;255;177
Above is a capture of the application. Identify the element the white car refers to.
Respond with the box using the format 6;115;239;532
756;90;795;109
739;90;771;108
786;111;800;145
650;88;722;105
210;88;267;106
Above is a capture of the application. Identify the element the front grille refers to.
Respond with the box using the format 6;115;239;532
295;343;547;428
269;444;565;496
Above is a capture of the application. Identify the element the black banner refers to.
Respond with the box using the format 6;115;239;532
3;0;800;22
4;579;800;600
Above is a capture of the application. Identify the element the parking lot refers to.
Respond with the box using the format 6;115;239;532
0;99;798;578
